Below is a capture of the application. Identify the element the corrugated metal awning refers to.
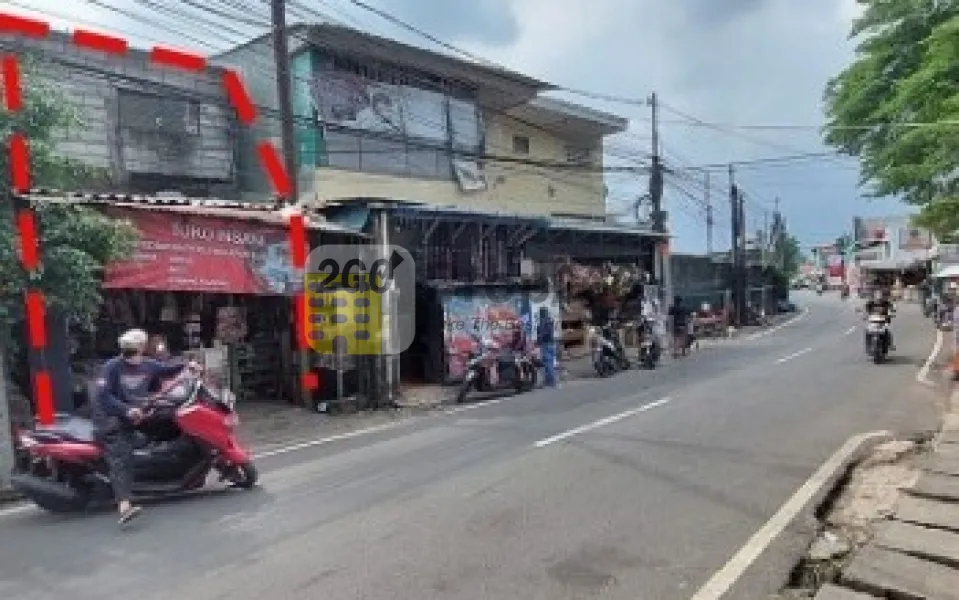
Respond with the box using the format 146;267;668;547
15;189;367;237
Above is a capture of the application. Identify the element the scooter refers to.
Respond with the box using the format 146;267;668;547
864;313;891;364
11;371;256;514
637;319;661;370
456;335;536;403
593;324;630;377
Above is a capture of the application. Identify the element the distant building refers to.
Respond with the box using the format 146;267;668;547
853;214;935;286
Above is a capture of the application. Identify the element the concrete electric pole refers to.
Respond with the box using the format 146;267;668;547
271;0;313;407
705;170;713;256
0;345;13;494
647;93;670;309
271;0;298;206
728;164;746;327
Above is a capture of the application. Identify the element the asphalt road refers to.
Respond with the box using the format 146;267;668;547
0;292;943;600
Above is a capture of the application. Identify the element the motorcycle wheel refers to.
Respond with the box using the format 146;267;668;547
872;339;885;364
525;365;538;391
594;360;609;378
456;380;473;404
230;462;258;489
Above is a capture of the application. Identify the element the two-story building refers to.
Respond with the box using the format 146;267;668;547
215;23;622;220
2;30;236;196
215;23;661;389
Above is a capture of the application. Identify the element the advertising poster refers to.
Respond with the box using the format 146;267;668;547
826;253;845;280
102;207;302;295
442;292;528;379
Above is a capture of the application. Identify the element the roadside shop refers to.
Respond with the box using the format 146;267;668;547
29;192;366;409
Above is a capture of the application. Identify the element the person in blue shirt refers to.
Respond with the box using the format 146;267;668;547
94;328;198;526
536;307;558;387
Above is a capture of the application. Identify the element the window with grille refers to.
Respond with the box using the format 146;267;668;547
565;145;591;164
512;135;530;154
118;89;200;136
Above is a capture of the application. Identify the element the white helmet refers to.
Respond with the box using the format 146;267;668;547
118;328;149;351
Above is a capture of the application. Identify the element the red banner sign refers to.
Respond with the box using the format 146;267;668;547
102;207;301;294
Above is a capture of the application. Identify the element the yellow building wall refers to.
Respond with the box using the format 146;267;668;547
310;113;606;219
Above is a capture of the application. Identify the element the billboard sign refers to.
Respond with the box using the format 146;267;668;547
102;207;301;295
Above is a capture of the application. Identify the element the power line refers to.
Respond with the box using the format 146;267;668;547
2;40;647;176
8;3;652;202
678;151;857;171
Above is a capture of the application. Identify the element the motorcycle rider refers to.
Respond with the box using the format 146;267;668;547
94;328;199;526
668;296;689;358
863;287;896;351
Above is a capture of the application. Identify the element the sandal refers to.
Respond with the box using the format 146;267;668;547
118;505;143;526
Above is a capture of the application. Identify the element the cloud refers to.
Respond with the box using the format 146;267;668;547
364;0;521;46
446;0;906;250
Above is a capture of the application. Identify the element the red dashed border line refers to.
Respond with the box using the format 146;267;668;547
1;12;314;425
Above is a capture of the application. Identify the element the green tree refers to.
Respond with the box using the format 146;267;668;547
1;57;135;339
0;58;136;446
1;58;136;487
823;0;959;237
767;211;802;276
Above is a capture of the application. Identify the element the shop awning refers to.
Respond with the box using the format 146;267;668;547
16;190;367;236
933;265;959;279
858;258;927;271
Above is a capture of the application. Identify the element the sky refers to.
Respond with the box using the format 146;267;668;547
9;0;912;253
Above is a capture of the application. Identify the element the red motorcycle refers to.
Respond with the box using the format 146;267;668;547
10;371;257;514
455;334;537;404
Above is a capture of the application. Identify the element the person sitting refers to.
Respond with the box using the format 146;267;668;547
93;328;199;526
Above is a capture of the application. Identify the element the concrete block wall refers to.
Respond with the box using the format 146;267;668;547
5;31;236;193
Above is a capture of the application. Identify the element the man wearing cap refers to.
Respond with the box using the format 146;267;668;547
94;329;198;526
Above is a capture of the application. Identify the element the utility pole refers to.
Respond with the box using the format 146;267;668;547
647;92;669;311
705;171;713;255
728;164;746;327
0;342;13;494
272;0;297;206
271;0;310;407
762;210;769;268
649;92;663;234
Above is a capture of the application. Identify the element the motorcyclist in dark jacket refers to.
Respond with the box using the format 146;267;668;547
94;328;197;526
863;288;896;350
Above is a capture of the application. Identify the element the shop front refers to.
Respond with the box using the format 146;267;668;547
67;198;363;408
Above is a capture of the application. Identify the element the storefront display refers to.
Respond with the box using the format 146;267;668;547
441;291;528;380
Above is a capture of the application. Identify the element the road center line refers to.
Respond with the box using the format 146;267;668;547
533;397;671;448
774;347;812;364
688;430;891;600
744;308;809;341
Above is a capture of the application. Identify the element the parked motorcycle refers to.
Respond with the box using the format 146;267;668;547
864;313;891;364
636;319;661;370
456;335;536;403
11;371;256;514
593;324;631;377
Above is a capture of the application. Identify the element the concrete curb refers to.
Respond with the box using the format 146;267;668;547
699;430;894;600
